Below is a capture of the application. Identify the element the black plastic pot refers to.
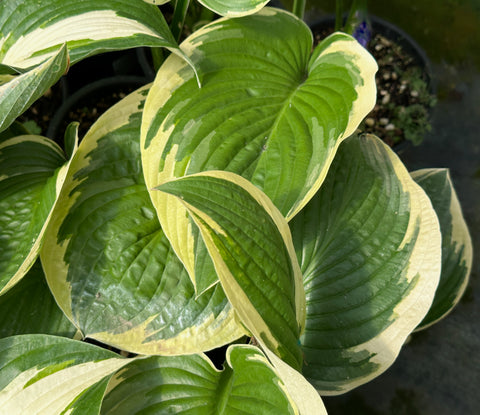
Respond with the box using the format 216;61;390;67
309;14;434;84
136;47;157;82
370;15;435;93
46;75;150;142
309;14;436;152
46;45;154;144
63;48;148;94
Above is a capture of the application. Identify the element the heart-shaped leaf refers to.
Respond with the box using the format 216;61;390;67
0;334;129;415
41;85;244;355
141;8;377;287
412;168;473;330
101;345;299;414
156;171;305;370
290;134;442;394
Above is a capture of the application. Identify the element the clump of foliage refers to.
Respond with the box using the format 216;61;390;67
357;32;437;146
0;0;472;413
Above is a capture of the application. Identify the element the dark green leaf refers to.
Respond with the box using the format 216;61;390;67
290;135;441;393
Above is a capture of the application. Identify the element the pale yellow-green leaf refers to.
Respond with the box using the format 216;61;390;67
90;303;242;356
0;360;127;415
262;344;327;415
141;10;377;281
0;335;130;415
158;170;306;332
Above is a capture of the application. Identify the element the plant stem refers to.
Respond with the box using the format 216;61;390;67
344;0;368;35
292;0;306;20
343;0;357;33
191;5;215;33
150;0;191;72
170;0;191;42
151;48;164;72
335;0;344;31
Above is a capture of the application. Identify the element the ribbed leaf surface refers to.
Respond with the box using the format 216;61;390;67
141;7;377;288
0;334;129;415
290;135;442;394
101;345;297;414
142;8;377;219
41;86;243;355
412;168;473;330
0;134;66;294
157;171;305;370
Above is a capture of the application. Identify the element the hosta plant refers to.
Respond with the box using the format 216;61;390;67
0;0;473;413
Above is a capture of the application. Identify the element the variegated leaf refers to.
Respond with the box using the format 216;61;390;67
0;334;129;415
102;345;299;414
142;0;171;5
0;127;76;295
156;171;305;370
41;85;244;355
290;134;442;394
64;377;111;415
0;0;195;131
197;0;269;17
262;343;327;415
412;168;473;330
141;8;377;285
0;45;69;133
0;0;178;69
